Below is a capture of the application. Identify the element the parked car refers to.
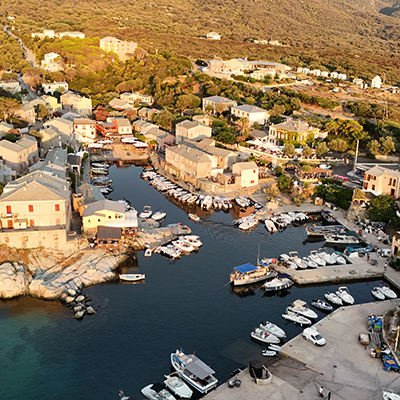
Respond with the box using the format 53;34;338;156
303;328;326;346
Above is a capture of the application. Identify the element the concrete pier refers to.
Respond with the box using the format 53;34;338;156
205;300;399;400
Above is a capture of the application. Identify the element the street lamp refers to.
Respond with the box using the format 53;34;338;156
353;139;359;174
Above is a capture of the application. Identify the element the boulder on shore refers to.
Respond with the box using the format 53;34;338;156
0;262;29;299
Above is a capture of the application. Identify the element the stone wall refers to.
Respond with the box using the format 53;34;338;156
0;228;69;249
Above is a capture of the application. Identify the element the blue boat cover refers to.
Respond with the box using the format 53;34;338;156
234;263;257;273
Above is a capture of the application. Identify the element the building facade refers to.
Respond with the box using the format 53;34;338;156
99;37;137;61
175;120;212;144
362;165;400;197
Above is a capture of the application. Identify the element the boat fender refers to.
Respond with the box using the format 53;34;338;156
272;258;276;264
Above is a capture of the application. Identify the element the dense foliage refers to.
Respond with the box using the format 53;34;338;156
314;184;353;210
0;32;30;71
367;195;398;223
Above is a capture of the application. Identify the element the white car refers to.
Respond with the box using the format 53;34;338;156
303;327;326;346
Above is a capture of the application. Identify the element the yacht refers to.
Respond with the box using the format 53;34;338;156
171;350;218;394
377;283;397;299
310;299;333;311
325;234;360;245
230;263;277;286
287;299;318;319
371;287;385;301
163;375;193;399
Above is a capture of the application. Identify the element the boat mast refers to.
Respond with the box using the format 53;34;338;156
257;244;260;265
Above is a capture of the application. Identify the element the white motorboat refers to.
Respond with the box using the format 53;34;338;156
264;276;293;292
318;248;336;265
231;263;277;286
332;252;347;265
140;205;152;219
289;251;308;270
238;218;258;231
265;219;277;233
259;321;286;338
164;375;193;399
287;299;318;319
117;198;131;211
151;209;166;221
251;327;280;344
188;213;200;222
202;195;213;210
262;350;276;357
141;383;176;400
268;344;282;351
302;257;318;269
311;299;333;311
377;283;397;299
279;254;290;262
171;350;218;394
235;196;251;208
144;248;152;257
336;286;354;305
282;310;312;326
119;274;145;282
172;240;195;253
371;287;385;301
325;234;360;245
383;391;400;400
159;245;181;259
179;235;202;248
324;291;343;305
271;216;287;229
309;250;326;266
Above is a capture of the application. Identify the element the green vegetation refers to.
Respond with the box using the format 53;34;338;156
314;184;353;210
277;174;291;191
367;195;398;223
0;32;30;71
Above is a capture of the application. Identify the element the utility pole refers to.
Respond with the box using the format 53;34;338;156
353;139;359;174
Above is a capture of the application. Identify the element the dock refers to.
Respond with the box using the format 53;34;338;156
205;300;399;400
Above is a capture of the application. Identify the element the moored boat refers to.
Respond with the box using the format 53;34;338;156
171;349;218;394
311;299;333;311
172;240;195;253
179;235;202;248
188;213;200;222
119;273;145;282
259;321;286;338
251;327;280;344
230;263;277;286
238;218;258;230
324;291;343;305
140;205;152;219
289;251;308;270
325;234;360;245
318;248;336;265
287;299;318;319
264;276;293;292
151;209;167;221
163;375;193;399
371;287;385;301
377;283;397;299
282;310;312;326
262;349;276;357
265;219;277;233
141;383;175;400
336;286;354;304
321;210;337;225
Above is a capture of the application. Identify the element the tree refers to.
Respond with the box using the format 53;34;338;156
269;104;286;117
315;142;329;158
245;96;255;105
237;117;250;135
367;140;380;156
36;103;48;120
277;174;291;191
380;136;396;155
302;163;312;172
152;109;174;131
329;138;348;155
175;94;201;112
282;143;296;157
0;97;20;121
302;145;313;158
367;195;397;222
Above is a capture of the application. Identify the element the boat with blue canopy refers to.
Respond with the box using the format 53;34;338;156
230;263;277;286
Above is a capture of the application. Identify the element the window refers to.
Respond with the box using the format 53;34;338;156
250;180;255;184
393;179;396;187
6;205;11;214
55;204;60;211
29;219;35;227
372;184;375;190
29;205;34;212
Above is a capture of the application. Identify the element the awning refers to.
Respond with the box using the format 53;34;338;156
234;263;257;273
185;356;215;379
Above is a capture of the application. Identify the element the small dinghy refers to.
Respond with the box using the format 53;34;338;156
251;327;280;344
259;321;286;338
144;248;152;257
336;286;354;305
324;291;343;306
282;310;312;326
163;375;193;399
268;344;282;351
262;349;276;357
371;287;386;301
311;299;333;311
151;209;166;221
119;274;145;282
188;213;200;222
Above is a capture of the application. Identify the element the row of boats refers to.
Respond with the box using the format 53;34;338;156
154;235;203;260
90;162;114;194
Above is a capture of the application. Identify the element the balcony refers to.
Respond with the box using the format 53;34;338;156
1;212;19;218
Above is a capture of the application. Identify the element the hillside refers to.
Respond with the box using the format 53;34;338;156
1;0;400;82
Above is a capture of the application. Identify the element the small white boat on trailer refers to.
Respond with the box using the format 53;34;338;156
164;374;193;399
141;383;176;400
171;350;218;394
324;291;343;305
119;273;145;282
282;310;312;326
259;321;286;338
251;328;280;344
287;299;318;319
372;287;385;301
336;286;355;304
188;213;200;222
311;299;333;311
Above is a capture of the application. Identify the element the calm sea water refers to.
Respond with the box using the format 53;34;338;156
0;165;385;400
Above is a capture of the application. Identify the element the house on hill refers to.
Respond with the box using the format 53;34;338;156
232;161;259;188
371;76;382;89
268;118;323;144
0;135;38;173
231;104;270;126
42;81;68;95
100;37;137;61
202;96;237;113
362;165;400;197
61;92;92;116
175;120;212;144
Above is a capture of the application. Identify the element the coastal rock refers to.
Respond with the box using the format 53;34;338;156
86;306;96;314
76;295;85;303
74;310;85;319
0;262;29;299
68;289;76;296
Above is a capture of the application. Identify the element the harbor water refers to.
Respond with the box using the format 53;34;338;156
0;165;386;400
